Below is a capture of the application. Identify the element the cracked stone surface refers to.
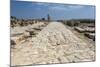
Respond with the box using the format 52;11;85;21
11;22;95;66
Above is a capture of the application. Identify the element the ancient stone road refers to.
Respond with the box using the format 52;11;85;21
11;22;95;66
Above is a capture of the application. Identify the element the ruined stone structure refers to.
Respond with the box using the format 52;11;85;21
11;22;95;66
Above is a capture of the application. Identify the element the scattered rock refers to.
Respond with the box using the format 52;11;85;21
74;27;85;33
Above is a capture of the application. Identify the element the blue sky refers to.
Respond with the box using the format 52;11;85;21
11;0;95;20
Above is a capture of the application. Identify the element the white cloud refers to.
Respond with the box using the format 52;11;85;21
49;5;85;11
32;2;51;7
68;5;84;9
31;2;85;11
31;2;67;10
50;6;66;10
35;2;47;6
48;4;68;11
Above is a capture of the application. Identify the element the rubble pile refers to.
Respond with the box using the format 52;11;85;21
11;22;49;48
11;22;95;66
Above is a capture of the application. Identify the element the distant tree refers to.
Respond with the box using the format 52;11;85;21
42;18;45;21
11;16;13;19
67;21;74;26
47;14;51;22
74;21;80;26
11;16;17;20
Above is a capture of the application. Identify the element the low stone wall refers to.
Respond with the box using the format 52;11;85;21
84;33;95;41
